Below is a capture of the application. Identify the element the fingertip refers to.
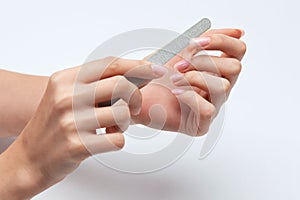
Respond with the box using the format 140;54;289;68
233;28;245;38
151;64;168;77
240;29;245;37
172;88;186;95
174;59;189;72
170;73;184;83
106;132;125;150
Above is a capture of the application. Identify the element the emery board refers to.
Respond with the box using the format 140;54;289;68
98;18;211;107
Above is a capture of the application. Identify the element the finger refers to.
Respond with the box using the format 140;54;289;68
94;101;130;131
181;34;246;61
171;71;230;95
173;55;242;83
92;75;142;115
171;90;216;136
165;28;245;67
81;132;125;155
203;28;244;39
206;34;246;60
78;57;167;83
171;72;229;108
106;126;122;134
192;34;247;60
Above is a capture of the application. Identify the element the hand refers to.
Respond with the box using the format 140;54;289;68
0;57;166;199
133;29;246;136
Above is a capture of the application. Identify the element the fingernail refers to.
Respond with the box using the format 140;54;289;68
152;64;167;77
170;73;184;82
192;36;211;47
174;60;189;71
172;89;186;95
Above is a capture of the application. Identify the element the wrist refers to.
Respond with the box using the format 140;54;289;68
0;137;49;199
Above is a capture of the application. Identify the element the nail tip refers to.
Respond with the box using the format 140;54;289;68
174;60;189;71
191;36;211;47
152;64;167;77
170;73;184;82
171;89;185;95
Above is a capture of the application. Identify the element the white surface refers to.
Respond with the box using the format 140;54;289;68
1;0;300;199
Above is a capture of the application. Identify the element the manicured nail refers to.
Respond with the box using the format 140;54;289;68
170;73;184;82
174;59;189;71
172;89;186;95
152;64;167;77
192;36;211;47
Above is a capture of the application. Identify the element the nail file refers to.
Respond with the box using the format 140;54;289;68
98;18;211;107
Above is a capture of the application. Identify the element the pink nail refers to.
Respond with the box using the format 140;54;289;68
174;60;189;71
152;64;167;77
170;73;184;82
192;37;211;47
172;89;186;95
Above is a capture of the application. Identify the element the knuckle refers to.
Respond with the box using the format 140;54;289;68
196;128;209;137
222;79;231;93
230;59;242;75
136;59;148;67
121;77;137;95
49;71;64;88
112;103;130;128
108;57;121;73
200;105;216;120
185;71;199;84
103;56;116;63
116;105;130;125
139;59;147;65
240;41;247;54
102;56;119;74
131;88;142;103
115;75;132;92
111;133;125;149
49;71;74;114
53;95;73;113
66;134;90;160
115;75;127;85
58;116;76;133
212;34;225;46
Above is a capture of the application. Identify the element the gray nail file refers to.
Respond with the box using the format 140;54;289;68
98;18;211;107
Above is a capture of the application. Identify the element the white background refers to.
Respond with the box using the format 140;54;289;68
1;0;300;199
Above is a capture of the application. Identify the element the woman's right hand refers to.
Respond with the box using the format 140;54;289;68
0;56;166;199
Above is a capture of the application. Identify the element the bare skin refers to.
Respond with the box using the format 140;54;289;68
133;28;246;135
0;28;246;199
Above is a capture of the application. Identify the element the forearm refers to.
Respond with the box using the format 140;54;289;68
0;136;53;200
0;69;49;136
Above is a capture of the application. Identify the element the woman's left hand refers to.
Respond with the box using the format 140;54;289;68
133;28;247;136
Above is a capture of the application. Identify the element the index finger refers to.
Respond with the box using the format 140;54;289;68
165;28;244;67
78;57;166;83
203;28;244;39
